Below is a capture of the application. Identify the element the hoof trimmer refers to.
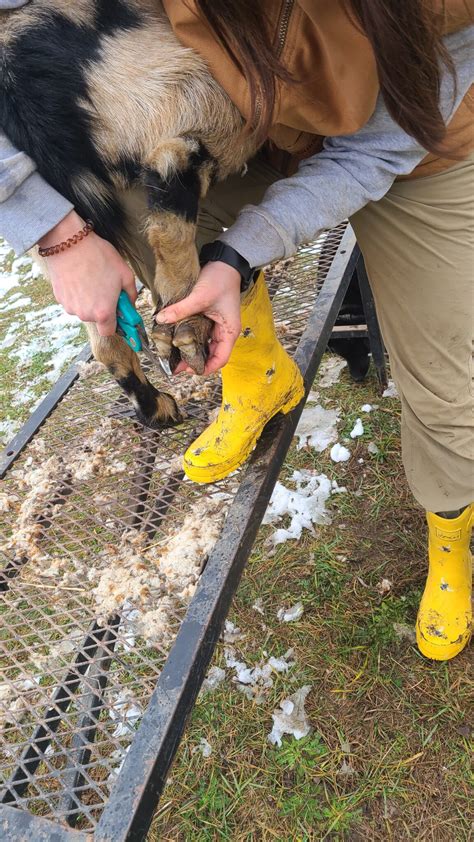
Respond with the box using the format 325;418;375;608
116;290;173;381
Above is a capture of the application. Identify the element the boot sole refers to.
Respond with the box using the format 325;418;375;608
183;373;304;484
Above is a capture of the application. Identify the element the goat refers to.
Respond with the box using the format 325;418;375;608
0;0;257;427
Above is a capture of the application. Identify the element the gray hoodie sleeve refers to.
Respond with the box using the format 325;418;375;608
0;134;73;254
221;25;474;267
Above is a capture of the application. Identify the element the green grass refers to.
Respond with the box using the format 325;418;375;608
149;361;472;842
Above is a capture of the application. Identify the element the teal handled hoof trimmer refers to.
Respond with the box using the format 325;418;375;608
116;290;173;381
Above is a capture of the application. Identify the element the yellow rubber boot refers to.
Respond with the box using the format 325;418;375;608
416;506;473;660
183;272;304;483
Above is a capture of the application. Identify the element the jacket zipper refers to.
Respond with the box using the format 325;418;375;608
276;0;294;59
255;0;294;127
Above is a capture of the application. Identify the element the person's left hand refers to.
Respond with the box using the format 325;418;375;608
155;261;242;374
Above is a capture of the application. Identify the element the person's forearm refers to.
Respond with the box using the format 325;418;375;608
221;25;474;267
0;132;73;254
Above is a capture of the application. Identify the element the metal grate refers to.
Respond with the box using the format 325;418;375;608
0;223;355;837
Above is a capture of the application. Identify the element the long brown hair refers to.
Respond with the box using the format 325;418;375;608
194;0;453;153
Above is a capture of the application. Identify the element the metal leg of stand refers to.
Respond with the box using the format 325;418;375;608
357;256;388;390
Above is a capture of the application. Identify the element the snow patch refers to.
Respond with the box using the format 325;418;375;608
350;418;364;439
15;305;82;380
317;356;347;387
0;320;21;351
200;666;226;695
376;578;393;596
0;293;31;313
277;602;304;623
263;470;336;550
383;380;399;398
295;404;339;452
224;647;295;703
252;598;265;615
330;443;351;463
268;685;312;747
192;738;213;758
0;419;17;446
223;620;245;643
11;256;34;274
0;271;19;297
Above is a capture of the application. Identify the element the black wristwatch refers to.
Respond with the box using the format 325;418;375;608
199;241;256;292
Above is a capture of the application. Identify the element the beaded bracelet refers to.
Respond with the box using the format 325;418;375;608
38;220;94;257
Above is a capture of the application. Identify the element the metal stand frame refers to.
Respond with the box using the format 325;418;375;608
330;255;388;389
0;226;358;841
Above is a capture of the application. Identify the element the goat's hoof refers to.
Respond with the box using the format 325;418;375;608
172;315;212;375
135;392;183;429
151;321;174;360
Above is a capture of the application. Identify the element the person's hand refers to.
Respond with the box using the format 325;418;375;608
155;261;242;374
38;210;137;336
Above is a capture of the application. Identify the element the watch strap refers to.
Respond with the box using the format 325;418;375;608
199;241;255;292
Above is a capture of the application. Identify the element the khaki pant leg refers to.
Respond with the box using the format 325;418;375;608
351;156;474;513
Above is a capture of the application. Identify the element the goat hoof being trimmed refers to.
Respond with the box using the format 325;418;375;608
135;391;183;430
151;321;174;361
173;315;212;375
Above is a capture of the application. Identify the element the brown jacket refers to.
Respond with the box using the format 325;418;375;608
163;0;474;178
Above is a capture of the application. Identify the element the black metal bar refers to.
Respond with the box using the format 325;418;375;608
0;345;92;479
58;435;165;823
1;622;117;804
128;437;159;530
58;453;182;825
59;624;120;827
95;227;358;842
0;803;88;841
143;471;184;540
356;257;388;390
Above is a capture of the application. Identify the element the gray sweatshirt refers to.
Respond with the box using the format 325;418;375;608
0;9;472;263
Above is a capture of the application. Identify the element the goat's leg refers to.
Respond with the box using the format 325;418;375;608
143;137;215;374
86;323;181;428
147;212;212;373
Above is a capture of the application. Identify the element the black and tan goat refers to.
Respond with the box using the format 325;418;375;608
0;0;257;427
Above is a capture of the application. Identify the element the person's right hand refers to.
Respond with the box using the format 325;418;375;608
38;210;137;336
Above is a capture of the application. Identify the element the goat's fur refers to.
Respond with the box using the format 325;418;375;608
0;0;258;427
